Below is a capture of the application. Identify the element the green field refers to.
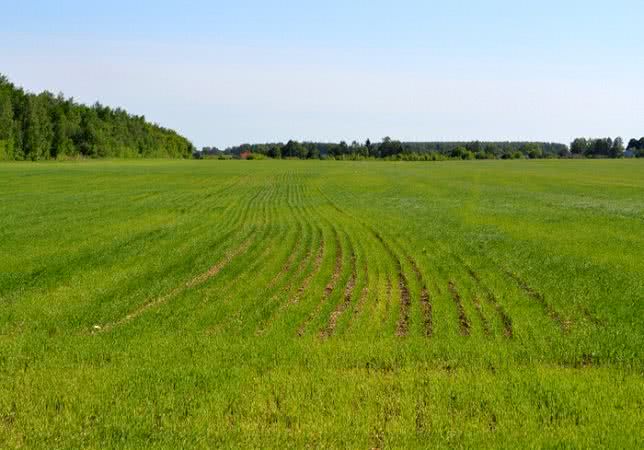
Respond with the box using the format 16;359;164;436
1;160;642;448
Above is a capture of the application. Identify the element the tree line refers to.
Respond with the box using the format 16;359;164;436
200;136;643;160
0;75;194;160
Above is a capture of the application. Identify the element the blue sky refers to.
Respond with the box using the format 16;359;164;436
2;1;643;148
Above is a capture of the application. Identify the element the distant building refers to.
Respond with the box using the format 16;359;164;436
240;150;252;160
624;149;635;158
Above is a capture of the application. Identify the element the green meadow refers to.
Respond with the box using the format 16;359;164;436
0;160;642;448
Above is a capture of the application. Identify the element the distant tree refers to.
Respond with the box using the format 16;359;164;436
267;144;282;159
483;143;498;158
0;73;194;160
379;137;403;157
23;94;54;160
450;146;467;159
558;147;572;158
570;138;588;155
609;137;624;158
0;88;14;159
466;141;481;154
523;143;543;159
282;140;307;158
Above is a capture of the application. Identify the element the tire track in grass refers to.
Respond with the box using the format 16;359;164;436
203;204;290;335
346;238;370;333
296;228;342;337
314;187;416;337
395;267;412;337
267;221;302;290
320;245;357;338
407;256;433;337
448;281;471;336
95;183;268;333
253;196;322;336
463;265;513;338
471;294;491;336
252;179;326;336
379;274;394;331
371;230;411;337
214;178;310;335
503;269;571;333
253;224;318;336
580;306;604;327
96;234;254;333
266;174;307;290
288;228;325;307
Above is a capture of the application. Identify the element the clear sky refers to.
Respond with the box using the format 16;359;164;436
2;1;643;148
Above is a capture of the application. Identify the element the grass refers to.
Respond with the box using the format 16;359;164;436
0;159;642;448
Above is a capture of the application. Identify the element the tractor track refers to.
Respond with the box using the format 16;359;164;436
297;230;343;337
448;281;471;336
321;249;357;338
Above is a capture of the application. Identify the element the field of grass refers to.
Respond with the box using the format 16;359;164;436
0;159;642;448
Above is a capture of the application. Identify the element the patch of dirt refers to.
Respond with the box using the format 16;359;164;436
448;281;471;336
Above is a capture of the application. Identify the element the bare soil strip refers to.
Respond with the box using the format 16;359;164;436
97;237;253;333
297;231;342;337
448;281;471;336
321;251;357;338
504;269;571;333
